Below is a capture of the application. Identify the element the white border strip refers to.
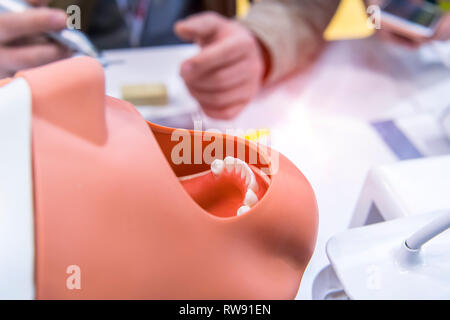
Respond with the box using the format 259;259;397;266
0;78;35;299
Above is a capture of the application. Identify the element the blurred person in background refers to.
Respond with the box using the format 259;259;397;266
0;0;448;119
174;0;341;118
0;0;340;119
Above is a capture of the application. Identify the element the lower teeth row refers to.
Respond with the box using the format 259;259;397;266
211;157;259;216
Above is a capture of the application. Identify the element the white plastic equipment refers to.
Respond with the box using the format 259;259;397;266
326;210;450;299
312;156;450;299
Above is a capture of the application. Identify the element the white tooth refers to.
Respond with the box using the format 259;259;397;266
211;159;224;176
241;167;246;179
246;164;254;185
224;156;235;173
237;205;251;216
244;189;258;207
248;175;258;192
240;162;249;181
242;164;258;193
235;159;243;175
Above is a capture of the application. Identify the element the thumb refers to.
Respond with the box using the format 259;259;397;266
0;8;67;44
175;12;225;46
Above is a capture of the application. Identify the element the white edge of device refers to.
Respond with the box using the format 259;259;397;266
380;11;438;38
0;78;35;299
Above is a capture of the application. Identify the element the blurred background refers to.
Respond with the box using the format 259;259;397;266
0;0;449;299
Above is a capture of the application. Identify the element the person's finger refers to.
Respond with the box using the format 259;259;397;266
0;8;67;43
7;33;53;47
187;81;256;109
0;43;70;72
183;59;253;92
175;12;224;45
202;103;247;120
377;29;422;49
181;37;251;81
433;14;450;41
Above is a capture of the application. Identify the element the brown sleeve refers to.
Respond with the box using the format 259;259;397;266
241;0;340;84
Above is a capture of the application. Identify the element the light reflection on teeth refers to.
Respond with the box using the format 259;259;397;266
244;189;258;207
224;156;235;173
211;159;224;176
210;156;259;216
237;205;251;216
235;160;243;175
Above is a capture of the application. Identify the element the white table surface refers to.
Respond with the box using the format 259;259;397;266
103;37;450;299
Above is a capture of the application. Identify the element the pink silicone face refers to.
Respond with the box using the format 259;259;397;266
4;57;318;299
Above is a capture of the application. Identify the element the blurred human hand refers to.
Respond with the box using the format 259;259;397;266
175;12;268;119
0;0;70;78
378;12;450;49
375;0;450;49
376;25;426;49
433;13;450;41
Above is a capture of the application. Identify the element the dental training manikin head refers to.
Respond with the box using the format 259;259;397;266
0;57;318;299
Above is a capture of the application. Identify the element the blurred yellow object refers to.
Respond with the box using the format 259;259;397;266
439;0;450;11
121;83;168;106
242;128;271;142
324;0;375;41
236;0;251;18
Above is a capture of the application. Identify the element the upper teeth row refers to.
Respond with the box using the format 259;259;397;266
211;157;259;216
